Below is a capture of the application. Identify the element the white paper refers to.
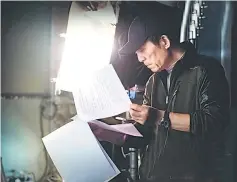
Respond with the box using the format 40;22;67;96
89;120;142;137
73;64;131;121
42;120;120;182
96;140;120;182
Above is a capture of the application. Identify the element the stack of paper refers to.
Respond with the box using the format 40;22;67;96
42;64;142;182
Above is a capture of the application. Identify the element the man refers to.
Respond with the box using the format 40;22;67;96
119;12;231;181
94;13;230;182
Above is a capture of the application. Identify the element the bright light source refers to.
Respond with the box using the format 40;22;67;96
59;33;67;38
55;2;116;92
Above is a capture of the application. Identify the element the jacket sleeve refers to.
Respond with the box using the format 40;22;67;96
123;74;158;149
190;63;230;139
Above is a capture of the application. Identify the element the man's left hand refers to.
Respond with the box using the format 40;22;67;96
129;103;149;125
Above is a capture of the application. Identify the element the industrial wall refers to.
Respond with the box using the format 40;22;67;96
1;2;70;180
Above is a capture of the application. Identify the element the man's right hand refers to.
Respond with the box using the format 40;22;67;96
129;104;165;125
129;104;150;125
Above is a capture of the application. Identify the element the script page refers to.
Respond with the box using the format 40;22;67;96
42;120;119;182
73;64;131;121
97;140;120;174
98;142;121;182
88;120;142;137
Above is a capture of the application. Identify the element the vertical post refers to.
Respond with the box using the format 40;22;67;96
180;0;192;42
129;148;138;181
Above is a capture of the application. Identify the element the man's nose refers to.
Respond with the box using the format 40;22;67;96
136;53;145;62
138;57;145;62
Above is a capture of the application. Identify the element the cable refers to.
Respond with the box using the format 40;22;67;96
37;98;57;182
37;109;49;182
40;99;57;121
121;147;130;158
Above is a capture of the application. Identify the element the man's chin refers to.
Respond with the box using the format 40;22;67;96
150;67;162;73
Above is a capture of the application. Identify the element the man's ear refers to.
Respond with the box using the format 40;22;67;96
159;35;171;49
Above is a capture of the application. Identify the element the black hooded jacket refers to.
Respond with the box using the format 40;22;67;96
123;41;230;182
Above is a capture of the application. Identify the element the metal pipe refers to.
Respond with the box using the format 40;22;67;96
129;148;138;181
180;0;192;42
220;1;233;87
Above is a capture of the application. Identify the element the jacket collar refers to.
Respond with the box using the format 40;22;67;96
158;41;197;94
179;41;197;65
170;41;197;91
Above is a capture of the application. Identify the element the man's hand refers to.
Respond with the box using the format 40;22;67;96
129;104;150;125
169;112;190;132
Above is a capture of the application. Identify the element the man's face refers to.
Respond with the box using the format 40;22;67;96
135;39;169;72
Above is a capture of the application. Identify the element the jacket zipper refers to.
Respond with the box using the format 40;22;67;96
147;81;180;179
167;82;181;111
146;75;155;179
144;75;155;153
151;75;155;107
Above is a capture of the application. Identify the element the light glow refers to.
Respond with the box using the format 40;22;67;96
55;2;116;92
